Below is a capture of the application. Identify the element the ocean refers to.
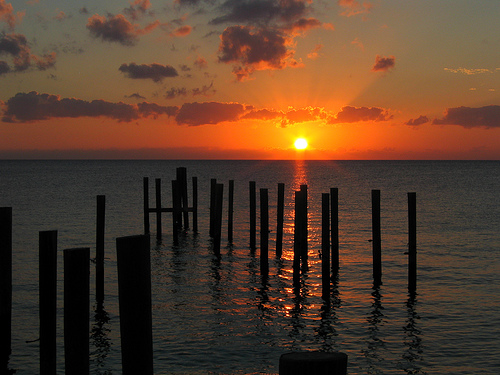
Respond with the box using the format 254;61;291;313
1;160;499;374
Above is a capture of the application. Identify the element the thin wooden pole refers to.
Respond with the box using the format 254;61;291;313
64;248;90;375
372;189;382;286
260;188;269;275
176;167;189;229
39;230;57;375
330;188;339;278
249;181;256;250
96;195;105;303
0;207;12;368
143;177;150;234
228;180;234;243
116;234;153;375
276;183;285;258
293;191;301;289
213;183;224;256
408;192;417;292
210;179;217;238
172;180;180;246
192;176;198;233
155;178;162;240
300;185;308;264
322;193;330;300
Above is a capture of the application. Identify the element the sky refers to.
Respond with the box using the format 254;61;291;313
0;0;499;159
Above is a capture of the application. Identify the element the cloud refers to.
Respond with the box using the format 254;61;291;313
125;92;146;100
175;101;246;126
405;115;429;126
0;33;56;73
284;17;323;36
170;25;192;37
329;105;392;123
86;14;159;46
192;82;215;96
217;25;300;81
119;62;178;82
338;0;373;17
444;67;492;75
242;108;282;120
307;44;323;59
372;55;395;72
54;10;68;21
165;87;188;99
193;56;207;69
0;0;24;29
0;60;9;75
432;105;500;128
123;0;152;21
1;91;178;123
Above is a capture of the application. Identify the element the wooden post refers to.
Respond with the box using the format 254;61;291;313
228;180;234;243
155;178;162;240
64;248;90;375
116;234;153;375
330;188;339;278
279;351;348;375
293;191;301;289
300;185;308;263
192;176;198;233
260;188;269;275
372;189;382;286
408;192;417;292
172;180;180;246
143;177;150;234
96;195;105;303
249;181;256;250
39;230;57;375
213;183;224;256
210;179;217;238
176;167;189;229
0;207;12;368
322;193;330;300
276;183;285;258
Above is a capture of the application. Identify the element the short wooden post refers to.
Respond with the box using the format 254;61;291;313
116;234;153;375
321;193;330;300
96;195;105;303
293;191;301;289
330;188;339;278
192;176;198;232
279;351;348;375
213;183;224;256
276;183;285;258
39;230;57;375
210;178;217;238
408;192;417;292
260;188;269;275
300;185;308;263
64;248;90;375
176;167;189;229
0;207;12;367
372;189;382;286
228;180;234;243
249;181;256;250
143;177;150;234
155;178;162;240
172;180;180;246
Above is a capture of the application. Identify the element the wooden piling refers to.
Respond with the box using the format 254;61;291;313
276;183;285;258
96;195;105;303
143;177;150;234
408;192;417;292
322;193;330;300
39;230;57;375
300;185;308;263
279;351;348;375
116;234;153;375
330;188;339;278
192;176;198;233
176;167;189;229
155;178;162;240
228;180;234;243
64;248;90;375
249;181;256;250
213;183;224;256
371;189;382;286
210;178;217;238
260;188;269;275
293;191;301;288
172;180;180;246
0;207;12;367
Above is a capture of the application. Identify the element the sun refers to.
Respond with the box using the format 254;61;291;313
294;138;308;150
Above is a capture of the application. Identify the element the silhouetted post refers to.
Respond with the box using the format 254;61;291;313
372;189;382;286
228;180;234;243
116;235;153;375
176;167;189;229
0;207;12;368
330;188;339;278
172;180;180;246
64;248;90;375
300;185;308;263
39;230;57;375
260;188;269;275
322;193;330;300
249;181;256;250
276;183;285;258
96;195;105;303
408;192;417;292
192;177;198;232
210;178;217;237
293;191;301;289
279;351;348;375
155;178;162;240
213;183;224;256
143;177;150;234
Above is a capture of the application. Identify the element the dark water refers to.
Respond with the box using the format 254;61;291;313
1;160;499;374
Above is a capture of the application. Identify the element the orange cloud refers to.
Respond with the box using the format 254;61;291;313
329;105;392;123
372;55;395;72
170;25;192;37
338;0;373;17
0;0;24;29
433;106;500;128
0;33;56;73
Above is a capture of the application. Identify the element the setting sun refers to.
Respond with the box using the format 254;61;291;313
294;138;308;150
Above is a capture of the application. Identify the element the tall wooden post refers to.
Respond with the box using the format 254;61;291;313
408;192;417;292
293;191;301;289
96;195;105;303
210;179;217;238
228;180;234;243
213;183;224;256
172;180;180;246
260;188;269;275
176;167;189;229
39;230;57;375
0;207;12;368
155;178;162;240
143;177;150;234
64;248;90;375
321;193;330;300
330;188;339;278
276;183;285;258
192;176;198;233
116;235;153;375
372;189;382;286
249;181;256;250
300;185;308;263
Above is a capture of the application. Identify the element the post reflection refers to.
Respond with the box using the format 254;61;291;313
91;302;111;375
363;285;386;373
314;280;342;352
401;293;426;374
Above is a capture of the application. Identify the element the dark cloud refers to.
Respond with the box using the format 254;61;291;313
79;7;89;15
175;101;246;125
2;91;178;123
125;93;146;100
0;33;56;72
432;105;500;128
165;87;188;99
405;115;429;126
123;0;151;21
372;55;395;72
0;60;9;75
329;105;392;123
174;0;203;6
242;108;282;120
170;25;192;37
192;82;215;97
119;62;178;82
0;32;26;55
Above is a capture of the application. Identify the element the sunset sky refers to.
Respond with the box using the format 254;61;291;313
1;0;499;159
